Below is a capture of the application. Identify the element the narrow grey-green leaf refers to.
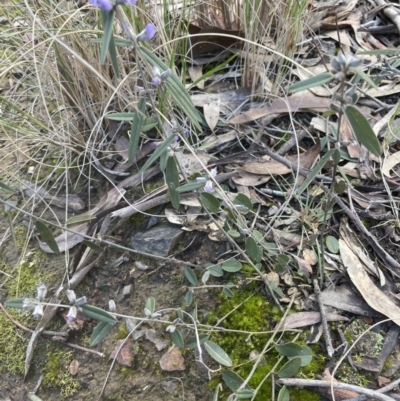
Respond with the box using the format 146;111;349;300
145;297;155;314
66;214;97;226
184;266;198;286
275;343;303;357
35;221;60;254
200;192;220;213
326;235;339;253
81;304;117;324
90;321;112;346
128;97;146;163
82;240;104;253
223;287;234;297
139;134;176;174
221;259;243;272
245;237;262;262
234;193;252;210
297;148;340;196
108;32;119;77
171;329;184;348
184;290;193;306
289;72;333;93
202;270;210;284
176;181;206;193
358;49;400;55
186;334;209;349
0;181;14;192
5;298;25;309
222;370;245;392
277;385;290;401
345;105;381;156
236;389;255;399
353;67;378;89
277;357;302;378
166;157;180;209
205;340;232;367
100;10;115;64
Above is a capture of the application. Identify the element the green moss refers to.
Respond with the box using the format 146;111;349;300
43;350;80;397
0;309;33;373
290;388;321;401
114;322;129;340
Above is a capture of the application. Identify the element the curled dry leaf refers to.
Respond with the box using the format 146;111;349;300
382;151;400;177
339;239;400;325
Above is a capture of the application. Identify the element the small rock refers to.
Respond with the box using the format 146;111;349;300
159;347;185;371
69;359;79;376
145;328;169;351
162;380;178;394
130;225;184;257
122;284;132;297
109;339;133;367
126;318;145;340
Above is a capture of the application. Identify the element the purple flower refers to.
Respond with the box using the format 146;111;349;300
137;23;156;41
67;306;77;322
89;0;113;11
152;76;162;86
124;0;137;4
33;304;44;319
37;283;47;302
204;180;213;193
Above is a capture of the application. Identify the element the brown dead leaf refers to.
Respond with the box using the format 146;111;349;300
159;347;185;371
203;101;220;132
382;151;400;177
292;255;313;277
231;169;271;186
228;93;332;124
303;249;318;265
188;65;205;89
241;140;320;175
109;339;133;367
280;311;349;329
339;239;400;326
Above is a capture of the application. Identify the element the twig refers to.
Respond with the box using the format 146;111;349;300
313;279;334;357
278;378;395;401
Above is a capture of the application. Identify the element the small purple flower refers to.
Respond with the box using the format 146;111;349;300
89;0;113;11
137;23;156;42
67;306;77;322
33;304;44;319
37;283;47;302
204;180;214;193
152;76;162;86
124;0;137;4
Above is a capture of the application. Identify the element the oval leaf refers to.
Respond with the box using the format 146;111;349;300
234;193;252;210
200;192;220;213
184;290;193;306
245;237;262;262
277;385;290;401
184;266;198;286
221;259;243;272
171;329;184;348
277;357;302;378
202;270;210;284
204;340;232;367
81;304;117;324
82;240;104;253
223;287;234;297
35;220;60;254
145;297;155;314
345;105;381;156
90;321;112;346
207;264;224;277
326;235;339;253
222;370;245;392
186;333;209;349
236;389;255;399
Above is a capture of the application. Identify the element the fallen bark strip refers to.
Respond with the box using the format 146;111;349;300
346;376;400;401
278;378;394;401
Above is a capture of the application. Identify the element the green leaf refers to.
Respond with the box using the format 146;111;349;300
227;229;241;238
186;334;209;349
222;370;245;392
106;114;157;131
289;72;334;93
345;105;381;156
223;287;234;297
221;259;243;273
145;297;155;314
66;214;97;226
204;340;232;367
353;67;378;89
234;193;252;210
139;46;202;131
245;237;262;262
277;357;302;378
81;304;117;324
171;329;184;348
4;298;25;309
128;97;146;163
296;148;340;196
207;264;224;277
176;181;206;193
184;290;193;306
90;321;112;346
82;240;104;253
202;270;210;284
236;389;255;399
200;192;220;213
0;181;14;192
108;32;119;77
277;385;290;401
100;10;115;64
358;49;400;55
138;134;176;174
184;266;198;286
326;235;339;253
166;157;180;209
275;343;312;366
35;220;60;254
